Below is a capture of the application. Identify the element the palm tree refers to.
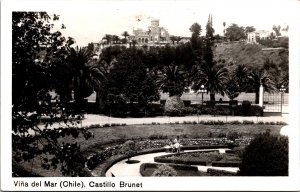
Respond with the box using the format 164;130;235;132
223;22;226;36
232;64;250;92
102;34;112;45
248;69;277;104
157;64;188;97
67;46;103;105
112;35;120;44
192;62;228;101
122;31;130;43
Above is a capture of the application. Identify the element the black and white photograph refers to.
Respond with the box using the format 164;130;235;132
1;0;300;191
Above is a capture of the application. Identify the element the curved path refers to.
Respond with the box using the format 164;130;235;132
105;148;239;177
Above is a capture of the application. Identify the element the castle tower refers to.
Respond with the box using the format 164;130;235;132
150;19;160;42
151;19;159;27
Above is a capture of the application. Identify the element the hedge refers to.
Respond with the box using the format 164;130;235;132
207;168;237;176
211;161;240;167
140;163;198;176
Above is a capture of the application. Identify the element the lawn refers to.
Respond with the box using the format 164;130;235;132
17;123;283;177
59;124;283;151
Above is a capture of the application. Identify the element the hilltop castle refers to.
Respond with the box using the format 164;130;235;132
128;19;171;45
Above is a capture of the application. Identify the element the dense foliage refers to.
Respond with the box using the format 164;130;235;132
12;12;93;177
238;132;288;176
152;164;177;177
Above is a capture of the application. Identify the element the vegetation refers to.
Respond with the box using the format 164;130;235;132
12;11;288;177
12;12;93;177
119;140;137;162
151;164;178;176
238;131;288;176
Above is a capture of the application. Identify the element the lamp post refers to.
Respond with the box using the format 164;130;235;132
279;85;286;115
199;85;207;105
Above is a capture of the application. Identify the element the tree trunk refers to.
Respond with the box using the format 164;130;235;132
96;91;106;113
210;93;215;101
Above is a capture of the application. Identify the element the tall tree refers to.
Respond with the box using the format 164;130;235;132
102;34;113;44
225;23;246;41
203;14;214;67
121;31;130;43
248;69;277;104
108;48;159;105
66;46;103;106
233;64;250;92
192;62;228;101
245;26;256;35
157;64;188;97
112;35;120;44
189;22;202;50
12;12;92;177
272;25;281;36
223;21;226;36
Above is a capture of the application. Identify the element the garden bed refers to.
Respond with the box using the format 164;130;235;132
140;163;205;176
154;150;240;167
16;124;282;177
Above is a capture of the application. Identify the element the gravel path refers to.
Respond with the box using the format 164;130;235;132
80;113;288;128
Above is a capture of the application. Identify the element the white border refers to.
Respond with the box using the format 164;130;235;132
1;0;300;191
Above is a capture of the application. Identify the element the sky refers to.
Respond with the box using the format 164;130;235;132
7;0;296;46
46;0;294;46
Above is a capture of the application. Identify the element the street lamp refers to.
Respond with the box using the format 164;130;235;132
279;85;286;115
199;85;207;105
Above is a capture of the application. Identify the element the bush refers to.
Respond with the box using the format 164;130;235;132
119;140;137;161
233;105;263;116
164;96;185;116
227;131;240;140
241;100;251;116
207;168;236;176
238;132;288;176
248;105;263;116
146;103;164;117
242;120;254;124
152;164;177;177
183;100;191;107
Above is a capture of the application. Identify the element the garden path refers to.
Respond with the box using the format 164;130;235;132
104;148;239;177
80;113;288;128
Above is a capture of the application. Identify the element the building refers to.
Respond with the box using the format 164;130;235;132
247;25;288;44
128;19;171;45
247;30;275;43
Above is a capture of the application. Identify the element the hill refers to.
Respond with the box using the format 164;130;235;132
214;42;288;70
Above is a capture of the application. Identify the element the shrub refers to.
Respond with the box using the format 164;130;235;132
119;140;137;161
228;120;241;124
183;106;197;115
152;164;177;177
238;132;288;176
227;131;240;140
183;100;191;107
242;120;254;124
248;105;263;116
164;96;185;116
257;121;265;125
241;100;251;116
207;168;236;176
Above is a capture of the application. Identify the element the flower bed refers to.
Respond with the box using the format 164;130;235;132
154;151;240;167
140;163;204;176
87;137;248;170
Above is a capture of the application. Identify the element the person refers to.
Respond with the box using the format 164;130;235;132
173;136;181;153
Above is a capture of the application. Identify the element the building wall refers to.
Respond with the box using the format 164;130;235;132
131;19;170;45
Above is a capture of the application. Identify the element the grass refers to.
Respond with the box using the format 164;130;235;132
59;124;282;151
17;124;282;177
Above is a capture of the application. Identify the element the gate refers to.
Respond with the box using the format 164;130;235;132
263;92;283;113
